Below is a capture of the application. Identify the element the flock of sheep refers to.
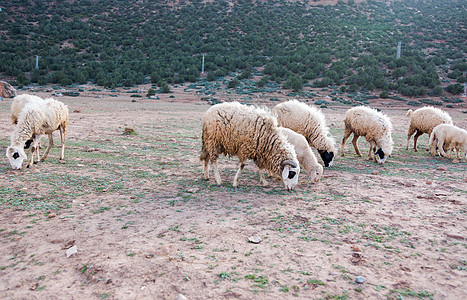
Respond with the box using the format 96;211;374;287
200;100;467;190
4;95;466;192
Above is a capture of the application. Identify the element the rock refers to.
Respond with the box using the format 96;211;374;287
445;233;466;240
66;245;77;258
426;180;432;185
248;236;262;244
438;166;447;171
187;187;200;193
452;159;459;164
351;245;360;252
355;276;365;284
73;109;81;113
176;294;187;300
372;170;378;175
48;213;56;218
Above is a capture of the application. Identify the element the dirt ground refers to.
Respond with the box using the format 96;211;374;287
0;85;466;300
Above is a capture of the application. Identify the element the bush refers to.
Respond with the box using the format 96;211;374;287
228;79;239;89
446;83;464;95
379;91;389;98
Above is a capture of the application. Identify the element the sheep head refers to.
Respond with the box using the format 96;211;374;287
318;150;334;167
280;159;300;190
308;164;323;183
6;145;27;169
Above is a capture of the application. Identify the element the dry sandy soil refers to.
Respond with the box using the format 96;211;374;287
0;85;466;300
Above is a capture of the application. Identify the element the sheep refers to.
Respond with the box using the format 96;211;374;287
406;106;453;151
341;106;393;164
6;97;69;169
429;124;467;160
272;99;337;167
277;127;323;183
10;94;46;162
199;102;300;190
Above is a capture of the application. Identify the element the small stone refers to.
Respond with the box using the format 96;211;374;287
426;180;432;185
452;159;459;164
48;213;56;218
438;166;447;171
73;109;81;113
372;170;378;175
176;294;187;300
351;245;360;252
66;245;77;258
193;135;199;139
248;236;262;244
187;187;200;193
355;276;365;284
106;279;112;285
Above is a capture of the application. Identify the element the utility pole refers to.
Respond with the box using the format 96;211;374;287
201;53;205;74
35;55;40;69
396;42;401;59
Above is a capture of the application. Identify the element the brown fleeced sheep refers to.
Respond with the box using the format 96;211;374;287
406;106;453;151
341;106;393;164
200;102;300;190
6;97;69;169
429;124;467;160
272;99;337;167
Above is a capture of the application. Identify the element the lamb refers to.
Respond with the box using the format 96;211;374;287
429;124;467;160
341;106;393;164
272;99;337;167
406;106;453;151
200;102;300;190
6;97;69;169
277;127;323;183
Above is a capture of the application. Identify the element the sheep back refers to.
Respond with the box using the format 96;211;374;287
407;106;452;135
10;94;44;124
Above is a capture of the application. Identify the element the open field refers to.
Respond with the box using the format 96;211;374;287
0;90;466;299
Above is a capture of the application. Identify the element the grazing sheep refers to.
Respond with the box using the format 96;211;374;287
10;94;46;162
272;99;337;167
429;124;467;160
341;106;393;164
200;102;300;190
278;127;323;183
406;106;453;151
6;97;69;169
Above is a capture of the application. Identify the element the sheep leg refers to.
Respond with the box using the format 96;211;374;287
406;126;416;150
232;162;245;187
429;138;438;156
27;146;36;168
352;135;362;156
259;169;269;186
59;126;65;160
41;133;54;161
33;136;41;163
211;160;222;185
341;129;352;156
437;139;447;157
413;131;423;152
368;141;375;161
203;159;210;180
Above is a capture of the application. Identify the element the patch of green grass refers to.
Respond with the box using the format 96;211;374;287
387;289;434;299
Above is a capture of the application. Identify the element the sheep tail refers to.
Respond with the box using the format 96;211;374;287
406;109;413;117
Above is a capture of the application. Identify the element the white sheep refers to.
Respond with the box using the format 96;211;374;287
406;106;453;151
341;106;393;164
277;127;323;183
429;124;467;160
6;97;69;169
200;102;300;190
10;94;45;162
272;99;337;167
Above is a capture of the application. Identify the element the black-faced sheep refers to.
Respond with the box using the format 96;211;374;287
6;97;69;169
272;99;337;167
406;106;453;151
200;102;300;190
429;124;467;160
341;106;393;164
